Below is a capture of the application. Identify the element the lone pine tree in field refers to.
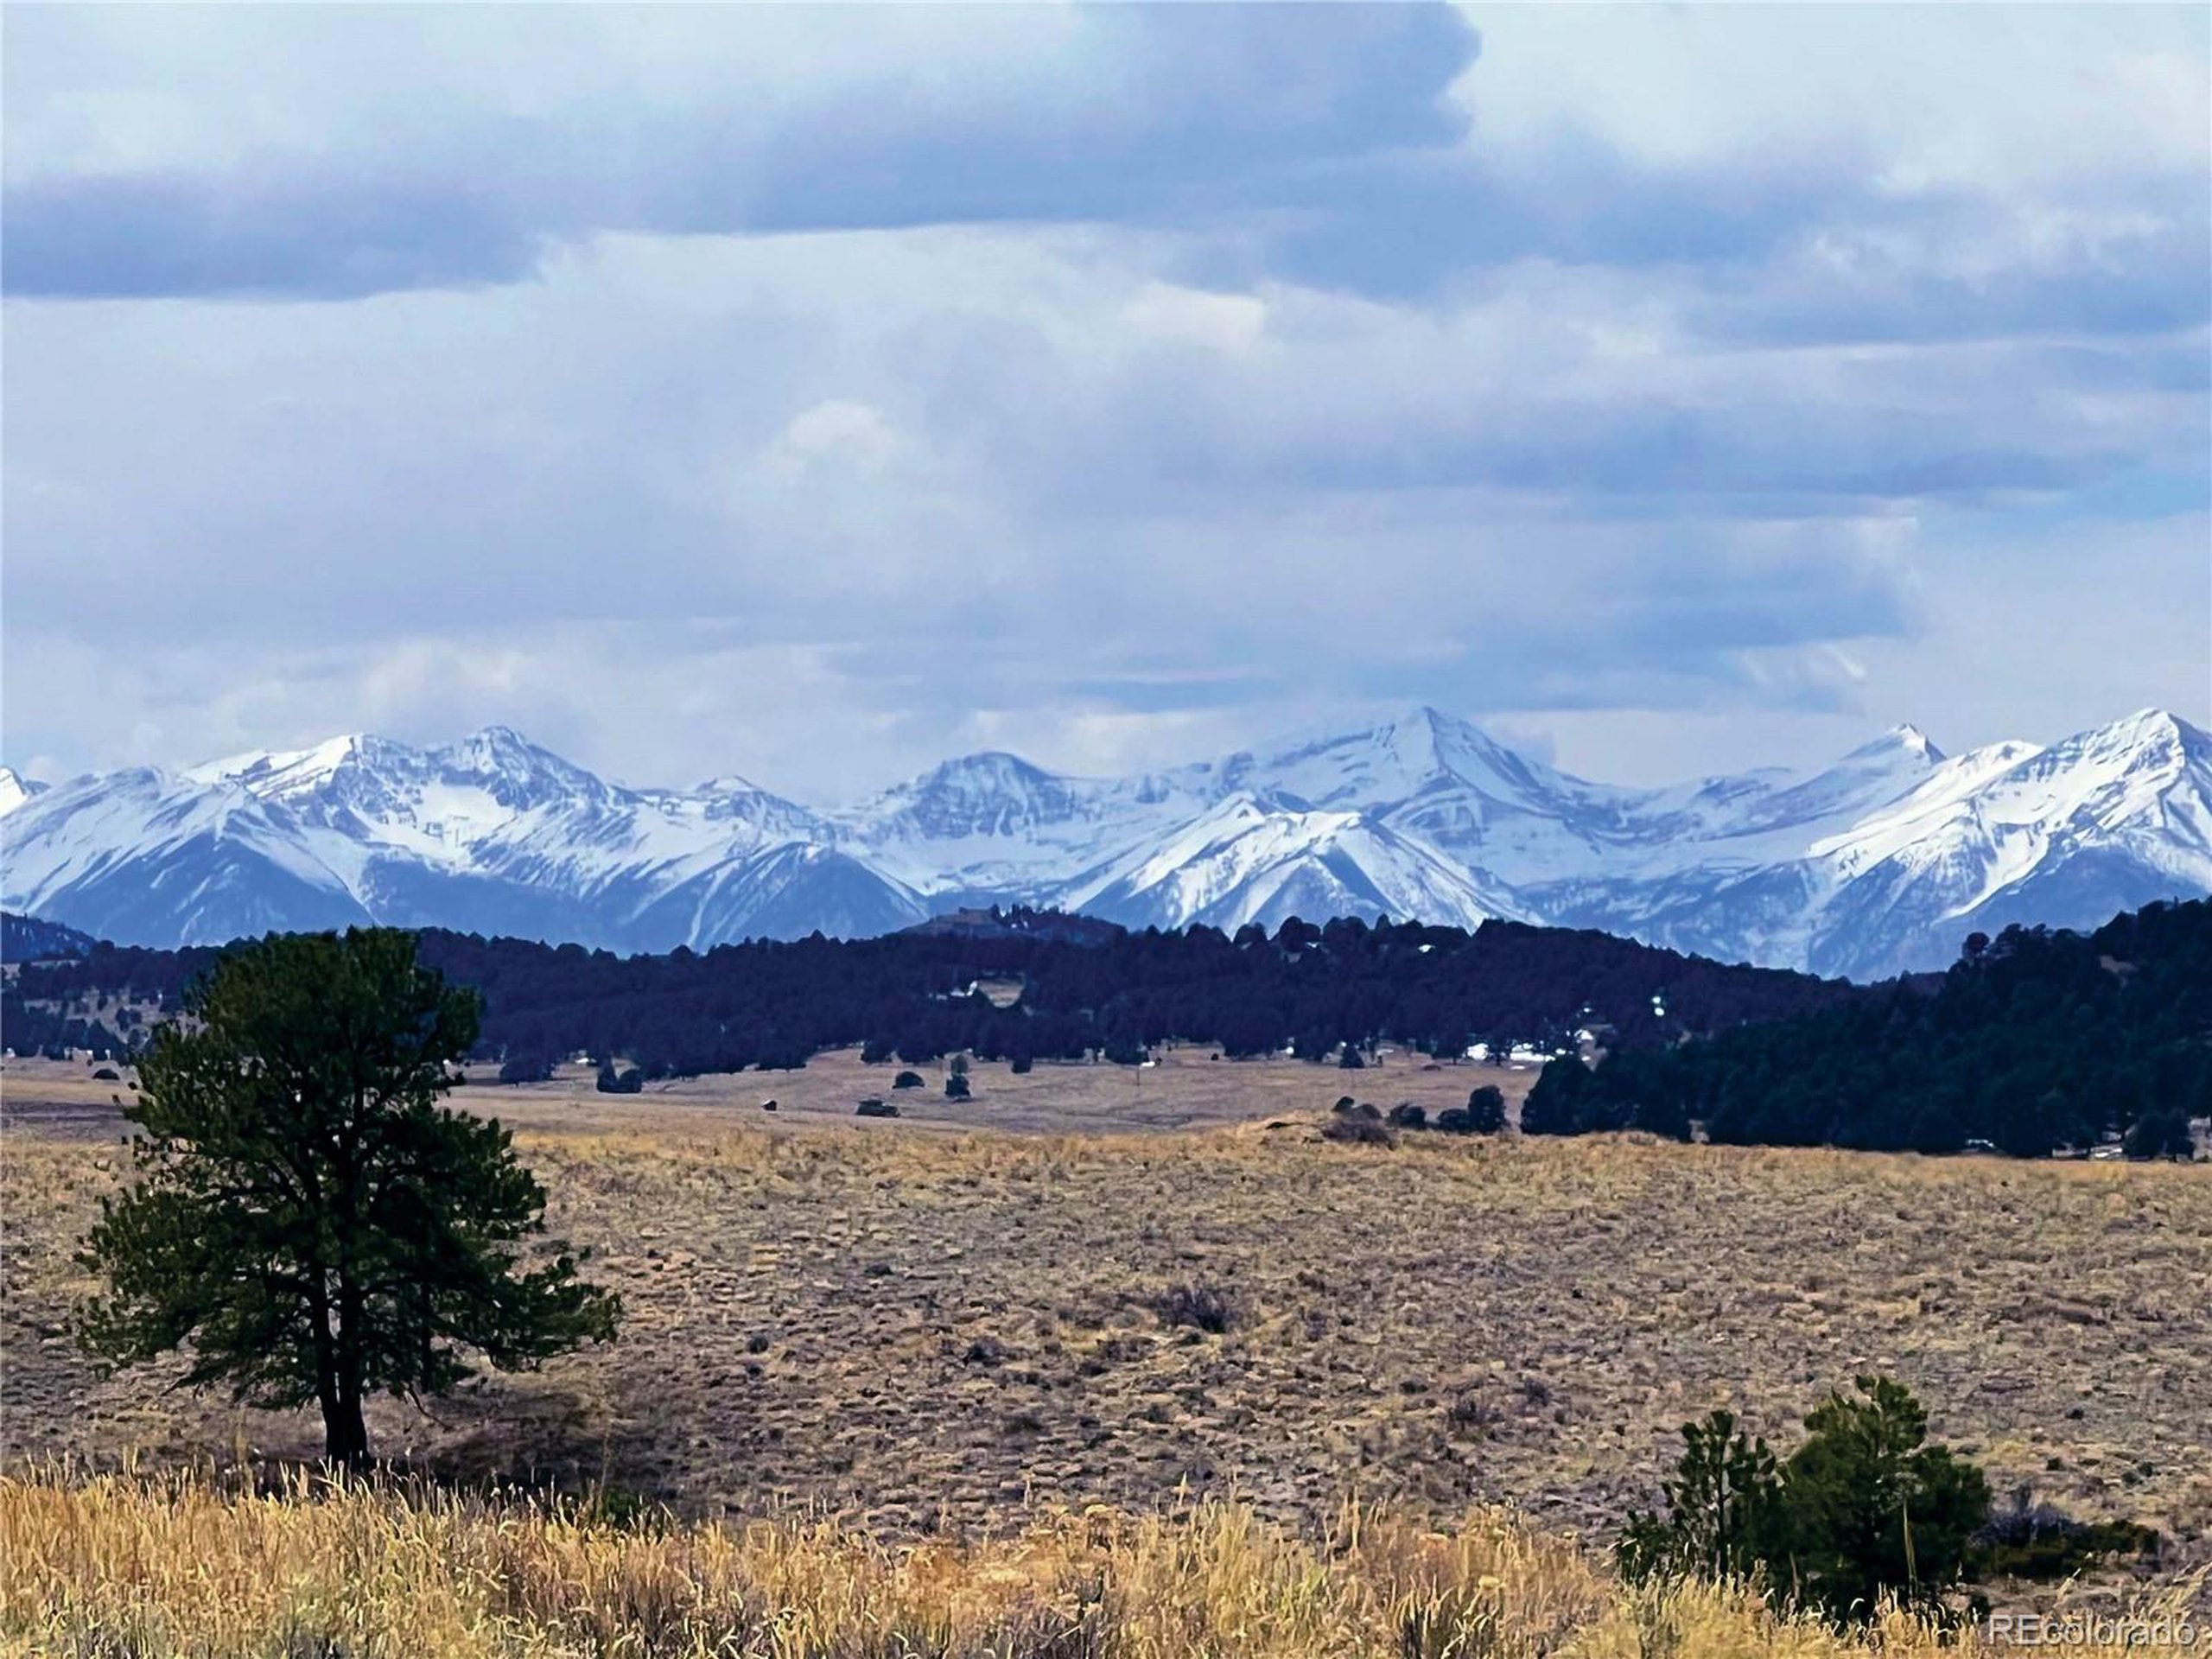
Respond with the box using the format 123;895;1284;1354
77;929;619;1468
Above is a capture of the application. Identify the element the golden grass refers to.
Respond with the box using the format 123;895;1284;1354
7;1109;2210;1554
7;1055;2209;1650
3;1467;2201;1657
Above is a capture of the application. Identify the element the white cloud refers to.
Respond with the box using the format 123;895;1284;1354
1455;6;2209;190
754;400;912;486
2;5;2204;793
1122;283;1268;355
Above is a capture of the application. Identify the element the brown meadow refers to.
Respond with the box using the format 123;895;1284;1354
3;1051;2208;1650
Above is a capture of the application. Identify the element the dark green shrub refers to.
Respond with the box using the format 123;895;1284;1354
2123;1109;2194;1160
1969;1487;2159;1580
892;1070;925;1090
1519;1061;1584;1135
1149;1282;1238;1333
1621;1377;1992;1626
1463;1084;1507;1134
1783;1376;1990;1623
1320;1114;1395;1147
1619;1409;1789;1586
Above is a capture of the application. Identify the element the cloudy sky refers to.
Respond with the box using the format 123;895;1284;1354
4;4;2206;801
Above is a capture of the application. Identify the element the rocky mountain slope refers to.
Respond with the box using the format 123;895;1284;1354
5;707;2207;977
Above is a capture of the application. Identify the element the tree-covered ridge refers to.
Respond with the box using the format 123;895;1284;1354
13;910;1856;1077
1524;899;2212;1157
0;910;96;964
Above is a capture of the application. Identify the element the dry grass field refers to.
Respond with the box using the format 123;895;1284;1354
1;1045;1533;1140
5;1047;2209;1649
4;1470;2206;1658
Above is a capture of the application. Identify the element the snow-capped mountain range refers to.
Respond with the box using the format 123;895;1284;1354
4;707;2208;979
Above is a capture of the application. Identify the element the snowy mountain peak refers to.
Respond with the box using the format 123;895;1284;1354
1789;722;1949;804
191;733;378;791
7;709;2208;974
1867;723;1943;764
429;727;607;804
2075;707;2202;760
862;751;1088;842
921;750;1065;791
0;766;48;818
1214;703;1579;817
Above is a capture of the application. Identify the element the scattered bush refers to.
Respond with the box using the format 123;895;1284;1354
963;1335;1011;1368
497;1055;556;1085
1386;1102;1427;1129
1433;1087;1507;1135
91;1066;120;1082
855;1097;899;1119
595;1065;644;1095
1968;1487;2159;1580
1446;1389;1504;1439
1149;1282;1239;1334
892;1070;925;1090
1338;1048;1365;1071
1463;1085;1507;1134
944;1073;972;1101
1321;1114;1395;1147
1010;1053;1033;1074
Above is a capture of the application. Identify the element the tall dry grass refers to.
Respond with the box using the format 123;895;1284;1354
1;1468;2199;1656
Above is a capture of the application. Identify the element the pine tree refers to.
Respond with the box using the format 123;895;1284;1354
1782;1376;1991;1622
77;929;619;1468
1520;1058;1586;1135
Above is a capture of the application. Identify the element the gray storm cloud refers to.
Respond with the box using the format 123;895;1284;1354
2;4;2205;795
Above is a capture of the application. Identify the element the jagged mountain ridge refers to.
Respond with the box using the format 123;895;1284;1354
4;706;2208;976
0;767;47;817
